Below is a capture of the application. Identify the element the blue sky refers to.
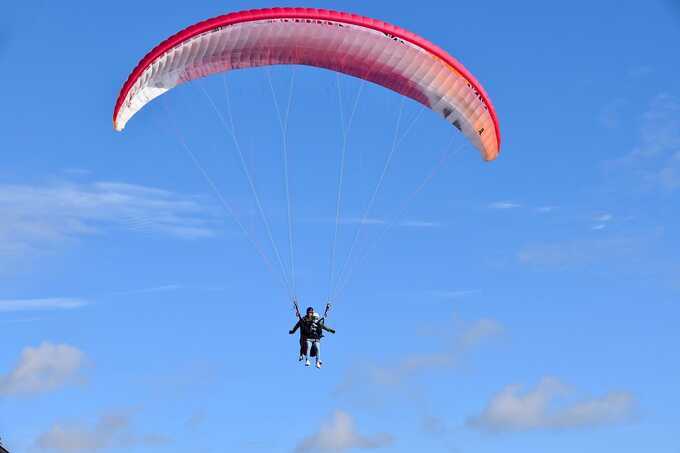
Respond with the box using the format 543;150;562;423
1;1;679;452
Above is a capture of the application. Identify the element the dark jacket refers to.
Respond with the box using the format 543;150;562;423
290;316;335;340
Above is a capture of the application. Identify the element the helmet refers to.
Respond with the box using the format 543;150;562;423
306;306;314;313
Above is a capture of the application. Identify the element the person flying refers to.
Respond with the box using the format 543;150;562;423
290;306;336;368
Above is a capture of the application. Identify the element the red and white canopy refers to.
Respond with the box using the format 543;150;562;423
113;7;500;160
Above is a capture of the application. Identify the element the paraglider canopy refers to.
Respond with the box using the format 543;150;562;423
113;7;500;160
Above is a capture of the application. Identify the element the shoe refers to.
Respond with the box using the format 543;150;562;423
305;359;311;367
316;361;323;369
298;355;304;361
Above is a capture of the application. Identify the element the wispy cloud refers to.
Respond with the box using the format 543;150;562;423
489;203;559;214
61;168;92;177
0;180;219;267
36;411;170;453
185;409;207;430
0;317;42;324
458;318;504;349
594;213;613;222
599;99;627;129
0;286;200;314
467;377;636;432
102;284;226;299
591;213;614;230
294;411;393;453
398;220;443;228
627;65;653;78
303;217;385;226
422;415;446;435
0;298;88;313
518;232;653;268
606;94;680;191
488;201;521;210
303;217;442;228
335;318;503;397
659;151;680;190
106;284;184;297
390;318;502;380
0;342;86;396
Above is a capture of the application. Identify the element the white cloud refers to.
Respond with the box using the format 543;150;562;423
61;168;92;177
398;220;443;228
107;284;183;297
185;410;207;430
467;377;636;432
385;318;503;382
488;201;521;210
458;318;504;349
0;317;42;324
303;217;442;228
335;318;503;395
294;411;392;453
639;95;680;159
606;94;680;191
599;99;627;129
0;342;85;396
536;206;558;213
0;298;87;312
36;412;170;452
594;213;613;222
590;213;613;230
422;415;446;435
0;180;218;266
518;233;650;268
658;151;680;190
627;65;653;78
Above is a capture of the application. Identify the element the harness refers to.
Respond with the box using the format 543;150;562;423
293;300;331;322
293;300;332;339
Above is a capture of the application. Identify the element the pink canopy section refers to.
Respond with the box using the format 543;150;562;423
113;7;501;160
